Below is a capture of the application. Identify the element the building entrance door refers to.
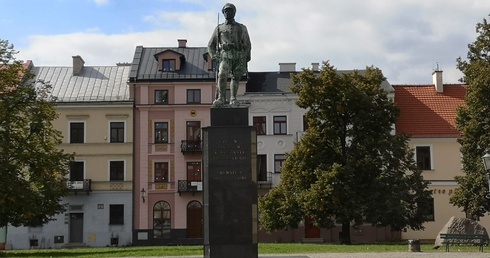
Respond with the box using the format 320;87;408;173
69;213;84;243
304;216;320;238
186;201;203;238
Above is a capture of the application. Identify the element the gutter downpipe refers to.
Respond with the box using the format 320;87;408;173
131;79;136;245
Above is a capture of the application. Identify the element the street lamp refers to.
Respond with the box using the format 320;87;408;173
482;153;490;200
141;188;146;203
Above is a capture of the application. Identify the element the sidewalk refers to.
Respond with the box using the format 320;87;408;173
130;252;490;258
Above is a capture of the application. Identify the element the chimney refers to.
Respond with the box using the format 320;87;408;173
432;63;443;93
24;60;34;70
311;62;319;71
72;55;85;76
178;39;187;48
279;63;296;73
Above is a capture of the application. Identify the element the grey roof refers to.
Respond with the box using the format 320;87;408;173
246;70;394;93
32;65;131;102
129;46;215;82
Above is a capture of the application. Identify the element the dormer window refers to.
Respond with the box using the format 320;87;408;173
203;53;217;71
163;59;176;71
154;50;185;72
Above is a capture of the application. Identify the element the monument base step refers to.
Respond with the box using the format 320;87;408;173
302;238;325;243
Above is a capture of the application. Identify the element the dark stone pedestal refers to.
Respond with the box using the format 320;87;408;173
202;107;258;258
210;107;249;126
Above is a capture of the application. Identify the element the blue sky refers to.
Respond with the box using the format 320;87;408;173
2;0;211;45
3;0;490;84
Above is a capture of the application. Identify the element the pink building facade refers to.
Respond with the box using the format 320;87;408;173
129;39;247;245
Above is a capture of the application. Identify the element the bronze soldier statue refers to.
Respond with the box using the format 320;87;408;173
208;3;251;106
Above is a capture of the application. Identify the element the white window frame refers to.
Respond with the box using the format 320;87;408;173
274;154;286;173
414;144;434;171
69;160;86;181
272;115;288;135
108;120;126;143
108;160;126;181
68;121;86;144
253;116;267;136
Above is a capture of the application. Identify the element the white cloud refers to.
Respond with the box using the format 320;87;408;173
94;0;109;6
15;0;490;84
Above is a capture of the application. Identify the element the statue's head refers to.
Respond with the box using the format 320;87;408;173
222;3;236;19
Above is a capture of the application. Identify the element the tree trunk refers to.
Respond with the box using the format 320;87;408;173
340;221;351;244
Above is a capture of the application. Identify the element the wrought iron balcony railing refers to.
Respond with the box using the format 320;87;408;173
258;172;273;188
67;179;92;194
178;180;202;195
180;140;202;153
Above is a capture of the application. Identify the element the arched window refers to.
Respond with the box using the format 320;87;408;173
153;201;171;239
187;200;202;209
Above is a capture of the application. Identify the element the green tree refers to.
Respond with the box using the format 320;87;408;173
0;39;73;227
258;62;432;244
450;15;490;217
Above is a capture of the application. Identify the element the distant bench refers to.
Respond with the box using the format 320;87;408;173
440;233;488;252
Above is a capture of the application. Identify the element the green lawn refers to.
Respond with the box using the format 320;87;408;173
0;243;486;257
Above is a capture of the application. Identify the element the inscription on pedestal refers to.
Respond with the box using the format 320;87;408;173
203;125;258;258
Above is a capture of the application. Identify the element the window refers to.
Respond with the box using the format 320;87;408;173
186;121;201;141
110;122;124;143
155;162;169;182
163;59;175;71
155;90;168;104
253;116;266;135
155;122;169;143
187;162;201;182
274;154;286;173
109;204;124;225
184;121;201;151
273;116;287;135
424;198;435;221
153;201;171;239
187;89;201;104
416;146;432;170
69;161;84;181
29;121;45;142
30;121;43;135
70;122;84;143
303;115;309;131
110;161;124;181
207;57;218;71
257;155;268;181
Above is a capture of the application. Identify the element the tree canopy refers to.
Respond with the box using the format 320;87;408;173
0;39;73;227
258;62;432;244
450;15;490;217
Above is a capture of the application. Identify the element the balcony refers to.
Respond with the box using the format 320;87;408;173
258;172;273;189
180;140;202;153
67;179;92;195
178;180;202;195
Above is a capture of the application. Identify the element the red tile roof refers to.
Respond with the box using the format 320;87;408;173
393;84;466;138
